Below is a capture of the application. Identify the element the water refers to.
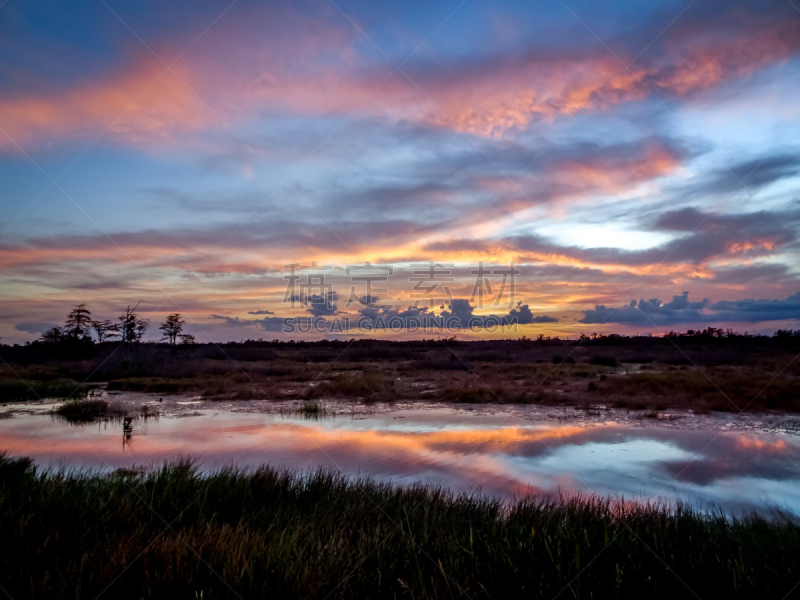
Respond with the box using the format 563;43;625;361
2;395;800;514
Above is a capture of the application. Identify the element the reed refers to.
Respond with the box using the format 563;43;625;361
52;400;158;423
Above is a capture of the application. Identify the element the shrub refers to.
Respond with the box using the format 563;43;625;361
589;356;618;367
552;355;575;364
52;399;111;422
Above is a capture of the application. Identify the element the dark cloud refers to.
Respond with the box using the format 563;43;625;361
247;309;275;315
429;206;798;269
209;315;254;327
649;207;793;235
725;154;800;191
580;292;800;325
580;292;709;325
678;154;800;200
290;292;339;317
508;303;559;324
699;264;795;285
211;314;294;332
710;292;800;322
257;317;299;332
260;316;320;332
210;298;558;334
14;322;54;335
357;299;557;330
507;231;749;267
592;206;796;265
356;304;438;330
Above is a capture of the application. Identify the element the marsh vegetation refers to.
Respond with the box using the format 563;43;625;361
51;399;160;423
0;454;797;599
2;334;799;412
0;377;88;402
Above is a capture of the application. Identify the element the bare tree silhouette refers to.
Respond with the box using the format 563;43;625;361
91;319;118;343
160;313;185;345
118;303;148;343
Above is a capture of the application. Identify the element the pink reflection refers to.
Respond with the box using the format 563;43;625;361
0;413;589;496
1;411;799;506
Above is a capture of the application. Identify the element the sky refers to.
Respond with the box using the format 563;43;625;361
1;0;799;343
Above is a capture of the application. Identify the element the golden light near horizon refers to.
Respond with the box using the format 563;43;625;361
0;0;798;343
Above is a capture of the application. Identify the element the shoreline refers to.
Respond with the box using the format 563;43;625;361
5;392;800;435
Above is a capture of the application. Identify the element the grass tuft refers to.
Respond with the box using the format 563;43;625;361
52;400;158;423
298;399;326;419
53;399;112;422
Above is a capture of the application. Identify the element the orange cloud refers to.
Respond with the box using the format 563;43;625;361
421;21;800;137
4;417;590;476
735;435;788;453
551;143;681;196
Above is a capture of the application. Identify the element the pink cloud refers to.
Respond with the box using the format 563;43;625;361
1;10;797;151
0;60;214;152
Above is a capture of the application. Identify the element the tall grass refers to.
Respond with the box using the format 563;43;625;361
52;398;113;422
307;371;396;402
0;454;797;599
52;400;158;423
0;378;88;402
299;399;326;419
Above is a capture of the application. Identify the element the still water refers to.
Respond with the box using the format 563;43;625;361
2;396;800;514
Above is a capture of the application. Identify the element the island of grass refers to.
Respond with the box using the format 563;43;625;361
0;454;797;599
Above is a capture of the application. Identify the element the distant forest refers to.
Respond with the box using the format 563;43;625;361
1;303;799;365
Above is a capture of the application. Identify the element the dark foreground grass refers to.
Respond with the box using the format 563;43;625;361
1;455;798;599
0;377;88;402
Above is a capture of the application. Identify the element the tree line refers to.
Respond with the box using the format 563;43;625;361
39;304;195;345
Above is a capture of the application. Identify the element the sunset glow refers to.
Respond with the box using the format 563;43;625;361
1;0;799;341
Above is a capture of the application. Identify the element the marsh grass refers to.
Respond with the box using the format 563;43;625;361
0;454;797;599
439;385;530;403
53;398;113;422
306;371;396;402
301;398;321;411
5;340;799;412
0;377;88;402
107;376;206;393
67;360;800;412
299;399;326;418
53;399;159;423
